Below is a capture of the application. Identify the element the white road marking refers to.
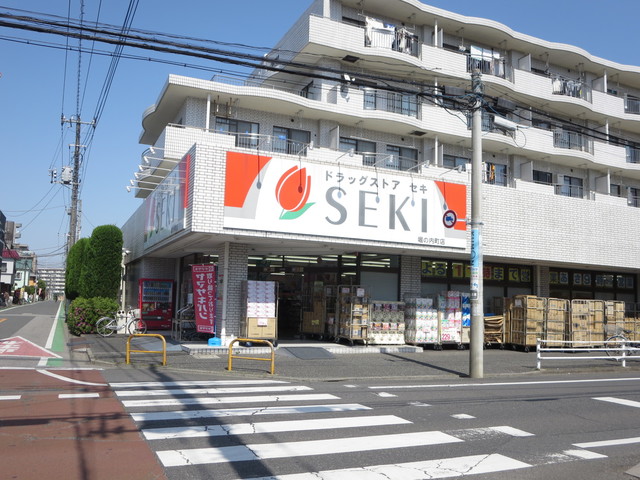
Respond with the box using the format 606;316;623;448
0;395;21;400
451;413;475;419
142;415;411;440
110;380;287;388
122;393;339;408
115;385;311;397
376;392;396;397
130;403;370;422
157;430;463;467
369;377;640;390
594;396;640;409
231;454;531;479
59;393;100;399
36;369;107;386
574;437;640;448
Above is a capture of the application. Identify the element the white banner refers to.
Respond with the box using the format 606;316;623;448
223;152;467;249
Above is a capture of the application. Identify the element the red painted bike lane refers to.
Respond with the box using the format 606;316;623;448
0;368;167;480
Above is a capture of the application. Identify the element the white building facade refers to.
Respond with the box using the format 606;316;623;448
121;0;640;345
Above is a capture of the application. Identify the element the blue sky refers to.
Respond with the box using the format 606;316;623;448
1;1;638;267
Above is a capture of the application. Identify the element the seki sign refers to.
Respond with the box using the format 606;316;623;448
223;152;467;248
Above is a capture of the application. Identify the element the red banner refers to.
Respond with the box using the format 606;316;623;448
191;264;216;333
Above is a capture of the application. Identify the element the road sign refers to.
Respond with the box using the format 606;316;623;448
0;336;60;358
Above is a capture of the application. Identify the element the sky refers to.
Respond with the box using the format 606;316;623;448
1;0;638;268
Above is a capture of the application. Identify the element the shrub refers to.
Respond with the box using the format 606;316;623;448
66;297;120;336
65;238;88;300
81;225;123;299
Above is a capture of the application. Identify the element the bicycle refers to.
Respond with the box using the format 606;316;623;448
96;311;147;337
605;329;640;358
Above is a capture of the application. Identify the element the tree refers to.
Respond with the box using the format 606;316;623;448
65;238;89;300
80;225;123;299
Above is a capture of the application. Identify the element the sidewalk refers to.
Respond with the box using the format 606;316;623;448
79;331;640;381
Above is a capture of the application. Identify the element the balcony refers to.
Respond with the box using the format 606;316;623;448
625;96;640;115
364;18;419;58
361;152;419;171
363;88;419;118
554;184;584;198
626;146;640;163
551;75;592;103
553;129;593;154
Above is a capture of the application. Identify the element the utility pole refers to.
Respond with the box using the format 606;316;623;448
61;115;93;253
469;69;484;378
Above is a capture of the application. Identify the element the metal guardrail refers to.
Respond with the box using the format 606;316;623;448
536;338;639;369
227;338;275;374
126;334;167;366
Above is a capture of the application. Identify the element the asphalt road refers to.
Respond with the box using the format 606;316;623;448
2;301;640;479
97;368;640;480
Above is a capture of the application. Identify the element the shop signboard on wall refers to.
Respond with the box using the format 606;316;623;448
223;152;467;248
192;264;216;333
143;153;191;248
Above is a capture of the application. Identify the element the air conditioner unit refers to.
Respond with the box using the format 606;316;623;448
492;115;519;131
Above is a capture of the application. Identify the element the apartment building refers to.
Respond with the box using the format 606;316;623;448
121;0;640;344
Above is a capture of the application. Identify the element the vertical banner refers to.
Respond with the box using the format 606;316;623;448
192;264;217;333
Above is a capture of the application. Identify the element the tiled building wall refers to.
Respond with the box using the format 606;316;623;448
216;242;248;342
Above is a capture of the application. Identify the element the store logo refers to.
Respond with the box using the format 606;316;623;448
275;166;314;219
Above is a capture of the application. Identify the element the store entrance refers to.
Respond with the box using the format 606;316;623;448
249;262;342;339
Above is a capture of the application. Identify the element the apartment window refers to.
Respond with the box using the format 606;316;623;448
386;145;418;170
611;184;622;197
1;262;6;273
340;137;376;166
485;162;507;186
630;187;640;207
273;126;311;156
558;175;583;198
533;170;553;185
443;154;469;169
215;118;260;148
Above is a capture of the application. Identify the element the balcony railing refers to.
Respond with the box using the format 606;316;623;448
553;129;593;154
363;88;419;118
551;75;592;103
362;153;419;171
626;146;640;163
625;96;640;114
466;55;508;79
218;131;313;156
364;19;419;57
555;184;584;198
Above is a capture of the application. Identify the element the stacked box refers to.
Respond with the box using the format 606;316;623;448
605;300;625;337
441;291;463;344
509;295;545;347
545;298;569;346
369;301;405;345
404;297;439;344
569;299;605;346
483;315;504;344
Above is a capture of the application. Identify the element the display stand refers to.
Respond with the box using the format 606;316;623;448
335;285;370;346
440;291;464;348
240;280;278;346
369;301;405;344
404;296;439;346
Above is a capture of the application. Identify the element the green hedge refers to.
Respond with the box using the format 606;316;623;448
66;297;120;336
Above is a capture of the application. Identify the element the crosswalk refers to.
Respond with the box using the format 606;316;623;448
109;379;621;479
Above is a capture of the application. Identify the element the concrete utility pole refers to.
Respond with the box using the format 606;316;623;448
469;70;484;378
61;115;92;253
69;117;81;248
